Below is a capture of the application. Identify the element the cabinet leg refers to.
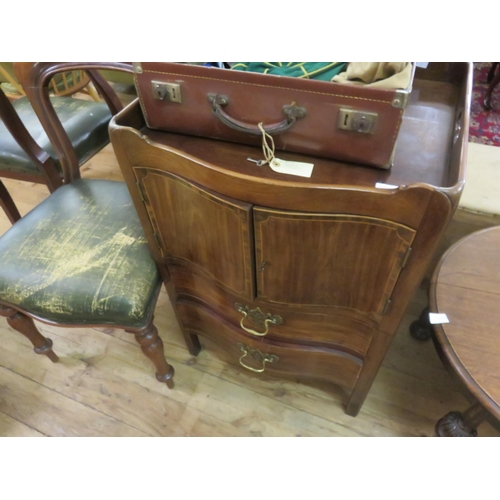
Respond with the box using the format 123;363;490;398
182;331;201;356
435;402;489;437
410;307;432;341
0;306;59;362
163;277;201;356
346;331;392;416
128;320;174;388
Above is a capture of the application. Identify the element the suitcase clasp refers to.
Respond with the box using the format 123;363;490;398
151;81;182;103
338;109;378;134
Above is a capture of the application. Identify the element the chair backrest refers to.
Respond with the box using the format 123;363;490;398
1;63;100;100
13;62;133;184
0;84;60;187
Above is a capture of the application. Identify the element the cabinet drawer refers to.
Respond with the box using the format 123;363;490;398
176;300;363;391
170;263;374;357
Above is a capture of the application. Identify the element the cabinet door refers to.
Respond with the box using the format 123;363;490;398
135;168;255;300
254;207;415;321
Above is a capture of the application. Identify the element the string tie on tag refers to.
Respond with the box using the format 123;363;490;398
258;123;276;166
254;122;315;178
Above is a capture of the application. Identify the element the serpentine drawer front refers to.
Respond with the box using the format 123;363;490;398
167;264;374;358
176;300;363;391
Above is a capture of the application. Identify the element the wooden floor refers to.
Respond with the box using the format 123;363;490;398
0;144;499;437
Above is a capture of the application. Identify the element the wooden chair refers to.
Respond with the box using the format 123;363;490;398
0;62;126;213
0;62;174;387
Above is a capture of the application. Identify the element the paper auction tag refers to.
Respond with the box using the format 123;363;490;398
429;313;450;324
270;158;314;178
375;182;399;189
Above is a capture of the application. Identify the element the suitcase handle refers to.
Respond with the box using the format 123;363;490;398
208;94;306;136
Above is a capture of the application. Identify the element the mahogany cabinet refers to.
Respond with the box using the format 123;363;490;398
110;63;471;416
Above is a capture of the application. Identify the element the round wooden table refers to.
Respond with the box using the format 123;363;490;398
426;226;500;436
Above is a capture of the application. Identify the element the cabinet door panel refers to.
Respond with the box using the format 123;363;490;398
254;208;415;320
135;168;255;300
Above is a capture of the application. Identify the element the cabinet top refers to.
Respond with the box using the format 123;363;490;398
112;63;470;199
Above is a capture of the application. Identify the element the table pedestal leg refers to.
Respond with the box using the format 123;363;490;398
410;307;432;341
435;402;489;437
484;62;500;110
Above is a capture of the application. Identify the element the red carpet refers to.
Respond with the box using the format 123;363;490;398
469;62;500;146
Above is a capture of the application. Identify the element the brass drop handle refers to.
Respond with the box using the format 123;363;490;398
235;303;283;337
237;343;279;373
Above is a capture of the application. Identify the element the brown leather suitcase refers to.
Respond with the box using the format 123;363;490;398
133;62;415;169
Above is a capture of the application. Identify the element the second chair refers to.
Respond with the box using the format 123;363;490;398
0;62;128;208
0;62;174;387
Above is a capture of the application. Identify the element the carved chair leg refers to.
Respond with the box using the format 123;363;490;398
410;307;432;341
0;306;58;362
128;320;174;388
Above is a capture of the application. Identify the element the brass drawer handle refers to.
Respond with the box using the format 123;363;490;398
237;343;279;373
235;303;283;337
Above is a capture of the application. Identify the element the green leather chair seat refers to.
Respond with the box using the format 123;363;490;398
0;179;161;328
0;96;112;176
